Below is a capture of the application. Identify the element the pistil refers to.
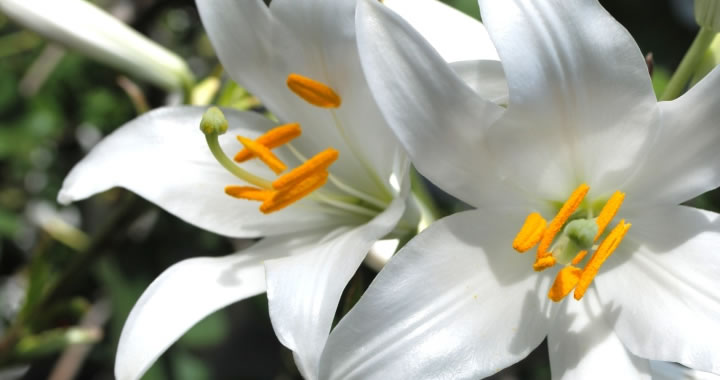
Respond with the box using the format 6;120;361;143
511;184;631;302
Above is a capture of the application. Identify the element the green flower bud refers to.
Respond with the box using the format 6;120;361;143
564;219;598;250
200;107;228;135
696;0;720;32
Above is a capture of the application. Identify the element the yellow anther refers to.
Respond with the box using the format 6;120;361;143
234;123;302;163
260;171;329;213
548;266;582;302
272;148;339;190
594;191;625;241
574;220;631;300
533;255;556;272
537;184;590;259
571;250;589;266
224;186;273;201
237;136;287;174
513;212;547;252
287;73;342;108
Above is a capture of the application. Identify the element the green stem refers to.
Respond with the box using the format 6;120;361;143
205;134;272;189
661;27;716;101
409;168;441;223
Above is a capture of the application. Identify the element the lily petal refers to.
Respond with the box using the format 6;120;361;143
115;233;320;380
383;0;498;62
548;294;651;380
594;206;720;374
623;66;720;207
650;361;720;380
265;184;408;379
478;0;658;200
319;210;553;380
59;107;341;238
449;60;508;106
356;0;528;209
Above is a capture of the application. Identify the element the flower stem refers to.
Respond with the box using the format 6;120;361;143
661;27;716;101
205;133;272;189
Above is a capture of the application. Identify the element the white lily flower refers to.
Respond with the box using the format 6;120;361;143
318;0;720;379
0;0;193;91
56;0;495;379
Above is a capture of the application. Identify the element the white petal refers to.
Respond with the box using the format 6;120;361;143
548;293;651;380
0;0;191;91
320;210;553;380
650;361;720;380
197;0;399;198
382;0;498;62
58;107;341;238
114;234;319;380
356;0;530;209
449;60;508;105
623;66;720;207
594;206;720;374
265;192;407;380
477;0;658;200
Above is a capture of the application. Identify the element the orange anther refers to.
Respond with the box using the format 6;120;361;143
533;255;557;272
537;184;590;259
513;212;547;252
234;123;302;162
273;148;339;190
224;186;273;201
571;250;589;265
260;171;329;213
594;191;625;241
286;73;342;108
548;266;582;302
237;136;287;174
574;220;631;300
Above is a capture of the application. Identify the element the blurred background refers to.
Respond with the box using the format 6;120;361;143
0;0;716;379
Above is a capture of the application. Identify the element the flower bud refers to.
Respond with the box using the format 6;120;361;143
695;0;720;31
200;107;228;135
0;0;194;91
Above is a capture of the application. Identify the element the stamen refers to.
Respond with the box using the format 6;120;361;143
234;123;302;162
225;186;273;201
286;73;342;108
260;171;329;213
513;212;547;252
537;184;590;259
237;136;287;174
571;250;588;265
533;255;556;272
273;148;339;190
573;220;631;300
594;191;625;241
548;266;582;302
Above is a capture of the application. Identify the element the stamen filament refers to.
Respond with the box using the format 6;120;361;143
260;171;329;213
225;186;273;201
548;266;582;302
513;212;547;252
285;142;389;209
537;184;590;259
574;220;631;300
273;148;339;190
234;123;301;162
237;136;287;174
571;250;589;265
594;191;626;241
205;134;272;189
286;73;342;108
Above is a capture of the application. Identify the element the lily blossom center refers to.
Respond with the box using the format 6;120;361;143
512;184;631;302
200;101;339;214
